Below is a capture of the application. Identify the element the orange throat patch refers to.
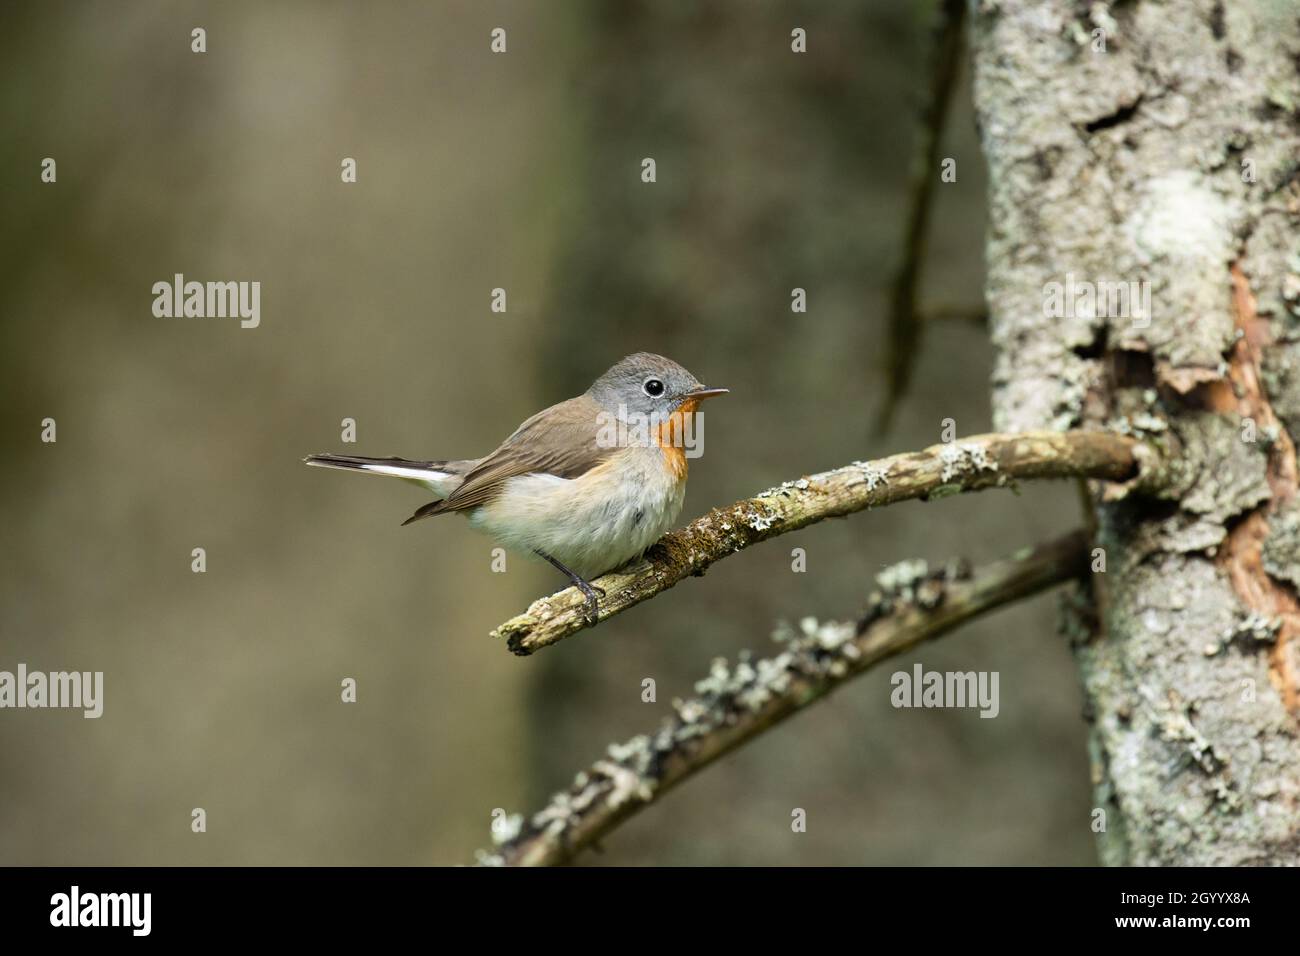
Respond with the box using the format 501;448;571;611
656;399;699;482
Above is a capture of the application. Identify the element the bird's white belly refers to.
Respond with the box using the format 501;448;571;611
469;447;686;579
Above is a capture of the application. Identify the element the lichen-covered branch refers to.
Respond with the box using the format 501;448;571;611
492;430;1142;655
478;531;1089;866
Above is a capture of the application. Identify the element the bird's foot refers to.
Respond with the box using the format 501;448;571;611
534;549;604;626
575;579;602;626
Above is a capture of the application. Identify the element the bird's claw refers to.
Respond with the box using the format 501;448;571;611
576;582;602;626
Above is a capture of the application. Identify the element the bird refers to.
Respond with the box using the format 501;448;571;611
304;353;727;622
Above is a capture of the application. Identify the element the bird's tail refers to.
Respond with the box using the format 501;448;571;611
303;454;472;499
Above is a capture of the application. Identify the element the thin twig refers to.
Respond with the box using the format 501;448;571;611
478;530;1090;866
492;430;1142;656
876;0;968;433
925;306;987;326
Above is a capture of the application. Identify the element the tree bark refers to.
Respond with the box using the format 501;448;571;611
972;0;1300;864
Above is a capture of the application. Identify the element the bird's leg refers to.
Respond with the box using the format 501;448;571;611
534;550;604;624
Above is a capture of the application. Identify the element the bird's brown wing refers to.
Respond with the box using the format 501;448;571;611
402;394;616;524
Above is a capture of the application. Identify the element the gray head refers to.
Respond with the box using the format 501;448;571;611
586;352;727;420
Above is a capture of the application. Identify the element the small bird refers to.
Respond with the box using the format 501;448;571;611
305;353;727;622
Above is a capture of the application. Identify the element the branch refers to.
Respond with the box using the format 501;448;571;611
925;305;987;326
492;430;1142;655
478;530;1090;866
876;0;968;433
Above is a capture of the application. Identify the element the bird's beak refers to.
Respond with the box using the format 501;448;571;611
673;386;728;413
682;386;729;402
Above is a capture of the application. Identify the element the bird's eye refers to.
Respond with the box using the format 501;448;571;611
643;378;665;397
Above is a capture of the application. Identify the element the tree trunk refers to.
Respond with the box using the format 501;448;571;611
972;0;1300;864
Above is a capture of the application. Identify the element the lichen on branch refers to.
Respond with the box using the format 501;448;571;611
491;430;1143;656
477;531;1090;866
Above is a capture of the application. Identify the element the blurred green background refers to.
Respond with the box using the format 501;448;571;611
0;0;1096;865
